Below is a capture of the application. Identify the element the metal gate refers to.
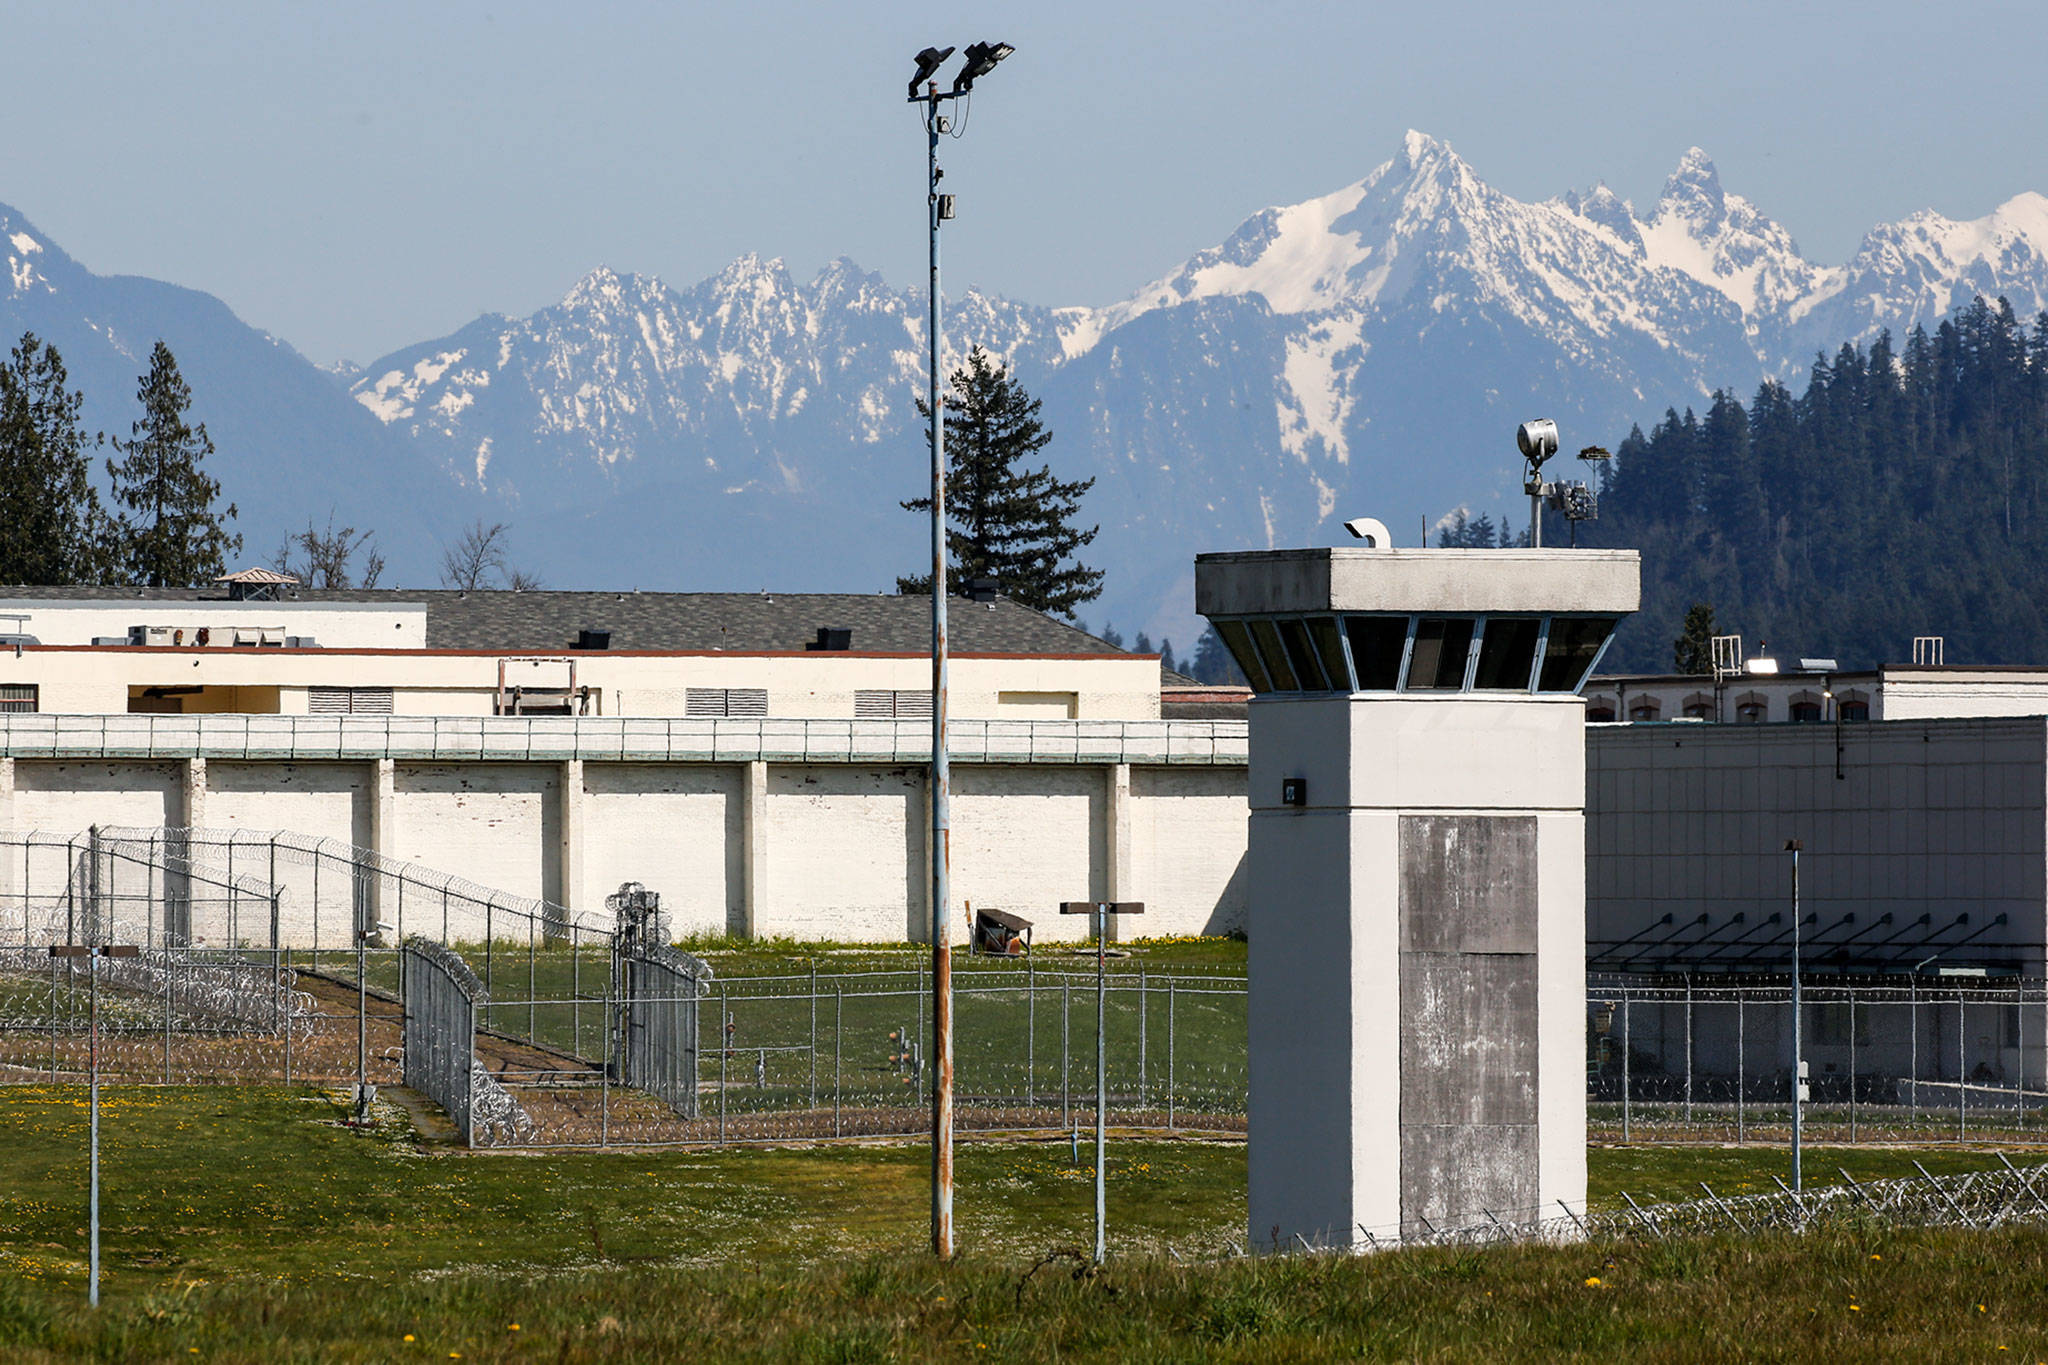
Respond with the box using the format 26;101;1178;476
402;937;480;1144
614;942;709;1118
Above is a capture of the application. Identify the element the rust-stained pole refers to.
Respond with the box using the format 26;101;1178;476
924;77;955;1262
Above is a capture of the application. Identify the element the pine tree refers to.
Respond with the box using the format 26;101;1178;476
898;346;1103;617
1672;603;1717;674
106;342;240;586
1158;638;1178;675
1189;624;1244;686
0;333;111;583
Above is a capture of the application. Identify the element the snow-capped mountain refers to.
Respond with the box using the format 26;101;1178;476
9;132;2048;644
0;202;448;583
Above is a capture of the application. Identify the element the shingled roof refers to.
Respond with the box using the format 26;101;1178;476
0;586;1128;655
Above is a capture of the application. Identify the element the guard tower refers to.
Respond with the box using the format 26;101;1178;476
1197;541;1639;1248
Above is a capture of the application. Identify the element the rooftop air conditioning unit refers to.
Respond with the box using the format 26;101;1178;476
129;625;211;647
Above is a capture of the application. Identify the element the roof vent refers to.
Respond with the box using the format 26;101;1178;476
967;578;1000;602
576;629;611;651
807;627;852;652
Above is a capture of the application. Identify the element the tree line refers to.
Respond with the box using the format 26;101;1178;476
0;334;240;587
1579;296;2048;671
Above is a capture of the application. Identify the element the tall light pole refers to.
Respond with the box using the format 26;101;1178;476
906;39;1014;1262
1785;838;1804;1192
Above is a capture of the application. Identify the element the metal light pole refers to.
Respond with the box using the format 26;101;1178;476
1060;900;1142;1262
906;39;1014;1262
52;943;138;1307
1785;838;1804;1192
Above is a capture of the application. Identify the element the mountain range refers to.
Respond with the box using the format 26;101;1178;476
8;131;2048;649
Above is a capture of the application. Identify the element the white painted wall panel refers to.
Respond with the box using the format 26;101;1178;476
582;763;742;937
392;763;558;911
949;766;1103;943
203;761;373;944
13;761;181;833
1131;766;1249;936
763;765;924;940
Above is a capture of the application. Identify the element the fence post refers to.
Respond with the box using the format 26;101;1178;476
1910;980;1919;1128
1167;980;1177;1131
1958;988;1967;1141
1849;985;1858;1143
834;983;843;1139
1062;979;1072;1129
1620;993;1631;1144
283;945;294;1085
1026;955;1036;1108
162;953;172;1085
809;961;818;1111
718;989;728;1145
601;975;611;1148
1684;974;1693;1128
1737;992;1746;1143
1139;967;1148;1110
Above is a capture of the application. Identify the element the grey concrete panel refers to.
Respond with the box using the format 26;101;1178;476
1399;953;1538;1126
1400;1124;1539;1228
1398;815;1538;954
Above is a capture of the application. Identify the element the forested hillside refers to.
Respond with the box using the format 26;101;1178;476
1582;297;2048;671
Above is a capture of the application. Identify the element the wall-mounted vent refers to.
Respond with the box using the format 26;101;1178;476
855;689;935;719
576;629;611;651
686;688;768;717
309;686;394;714
0;684;38;713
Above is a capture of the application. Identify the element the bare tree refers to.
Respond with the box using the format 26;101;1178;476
439;519;509;590
438;518;540;590
273;514;383;589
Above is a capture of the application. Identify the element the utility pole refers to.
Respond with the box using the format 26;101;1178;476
1060;900;1143;1262
905;39;1015;1263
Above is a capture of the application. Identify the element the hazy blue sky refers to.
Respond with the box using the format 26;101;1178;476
5;1;2045;366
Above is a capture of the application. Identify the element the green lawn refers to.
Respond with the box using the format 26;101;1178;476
0;1085;2043;1358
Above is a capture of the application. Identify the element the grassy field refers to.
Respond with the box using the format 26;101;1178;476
0;1086;2046;1358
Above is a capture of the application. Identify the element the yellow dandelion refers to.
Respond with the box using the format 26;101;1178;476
1584;1276;1601;1287
1850;1305;1861;1312
1870;1253;1881;1260
1981;1304;1989;1313
508;1324;519;1331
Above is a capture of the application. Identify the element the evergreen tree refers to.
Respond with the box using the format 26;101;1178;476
106;342;240;586
1189;623;1244;686
1672;603;1717;674
1134;630;1153;655
898;346;1103;617
0;333;110;583
1158;637;1178;675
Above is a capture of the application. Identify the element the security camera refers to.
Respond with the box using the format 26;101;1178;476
1516;418;1559;465
1342;517;1391;546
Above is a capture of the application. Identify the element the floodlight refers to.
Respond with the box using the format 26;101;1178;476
908;46;955;98
952;40;1014;92
1516;418;1559;466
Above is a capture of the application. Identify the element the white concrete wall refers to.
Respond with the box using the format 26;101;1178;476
763;765;926;940
391;763;560;914
950;766;1105;943
13;761;181;832
580;763;743;937
1132;766;1250;936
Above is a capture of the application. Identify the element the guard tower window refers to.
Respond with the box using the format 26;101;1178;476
1214;620;1271;693
1404;618;1475;691
1276;619;1330;690
1308;617;1349;690
1536;617;1615;692
1473;617;1540;690
1248;619;1299;692
1344;616;1408;690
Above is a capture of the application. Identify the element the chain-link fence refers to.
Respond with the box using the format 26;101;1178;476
1590;973;2048;1143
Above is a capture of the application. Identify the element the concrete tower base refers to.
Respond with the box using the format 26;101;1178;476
1245;694;1587;1249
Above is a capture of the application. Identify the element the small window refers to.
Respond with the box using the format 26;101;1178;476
1537;617;1615;692
1586;704;1617;722
1682;695;1713;719
1736;700;1766;724
1628;699;1661;722
1790;701;1822;723
1838;699;1869;722
855;689;933;719
1308;617;1349;690
1404;618;1475;691
687;688;768;717
1214;621;1271;693
0;684;36;713
1473;618;1540;690
1344;616;1408;690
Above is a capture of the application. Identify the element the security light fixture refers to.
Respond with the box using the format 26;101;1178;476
952;40;1014;92
1516;418;1559;467
908;45;955;97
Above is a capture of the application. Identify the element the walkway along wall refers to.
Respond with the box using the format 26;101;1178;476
0;716;1249;943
